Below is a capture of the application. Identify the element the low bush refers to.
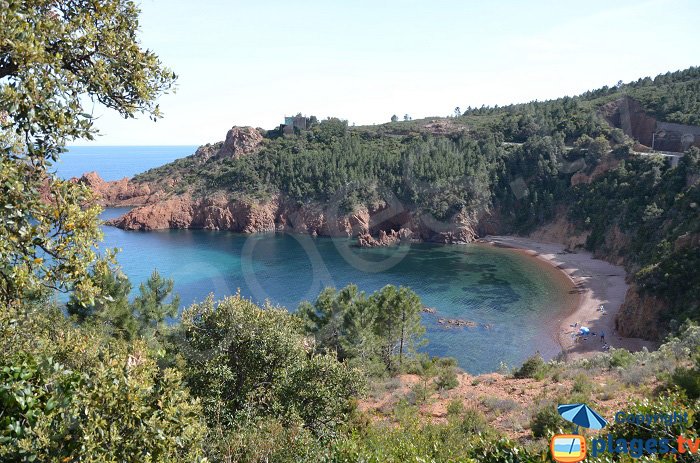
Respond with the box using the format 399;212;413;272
459;407;490;434
435;365;460;390
530;403;567;438
609;348;634;368
482;396;519;414
446;398;465;419
572;373;593;395
409;380;432;404
513;353;546;379
671;365;700;399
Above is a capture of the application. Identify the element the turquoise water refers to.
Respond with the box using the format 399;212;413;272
58;148;572;374
99;208;570;373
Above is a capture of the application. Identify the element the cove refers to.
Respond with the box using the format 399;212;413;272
100;208;575;374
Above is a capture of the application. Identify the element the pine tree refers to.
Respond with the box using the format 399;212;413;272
132;269;180;337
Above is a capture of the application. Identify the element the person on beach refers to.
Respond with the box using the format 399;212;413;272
600;331;605;343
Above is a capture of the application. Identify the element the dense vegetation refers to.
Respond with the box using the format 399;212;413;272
134;66;700;334
2;1;700;460
570;148;700;324
6;284;700;462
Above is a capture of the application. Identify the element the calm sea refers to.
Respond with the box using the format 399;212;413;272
54;145;197;180
57;146;573;373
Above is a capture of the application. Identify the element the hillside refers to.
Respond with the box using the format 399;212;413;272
82;67;700;343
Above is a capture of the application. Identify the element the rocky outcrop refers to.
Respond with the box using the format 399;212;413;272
76;172;159;206
195;126;263;162
570;154;621;186
220;126;263;157
592;224;631;266
615;284;667;340
419;208;480;244
105;189;486;246
108;195;278;232
357;228;413;247
528;213;589;251
107;194;372;236
355;206;481;246
274;202;370;237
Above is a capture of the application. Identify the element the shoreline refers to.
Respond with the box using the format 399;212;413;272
478;235;657;360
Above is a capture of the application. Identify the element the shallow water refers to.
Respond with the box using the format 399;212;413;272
99;209;572;373
56;147;574;373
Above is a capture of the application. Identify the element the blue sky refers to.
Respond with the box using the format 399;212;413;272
78;0;700;145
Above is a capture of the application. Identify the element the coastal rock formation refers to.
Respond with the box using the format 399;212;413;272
419;208;480;244
107;194;374;236
105;188;485;246
437;318;478;328
528;213;589;252
76;171;158;206
355;207;480;247
357;228;413;247
275;202;370;237
615;284;667;340
108;195;278;232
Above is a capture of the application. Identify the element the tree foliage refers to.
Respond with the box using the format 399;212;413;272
0;305;206;463
176;293;363;439
0;0;176;307
298;284;425;372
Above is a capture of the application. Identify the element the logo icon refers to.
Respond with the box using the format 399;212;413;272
551;434;587;462
551;403;608;462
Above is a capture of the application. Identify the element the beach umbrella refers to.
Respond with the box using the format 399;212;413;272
557;403;608;431
578;327;590;335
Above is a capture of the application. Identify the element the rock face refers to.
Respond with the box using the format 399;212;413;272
570;154;621;186
107;195;370;236
615;284;667;340
76;172;158;206
601;96;658;147
356;207;481;247
105;191;484;246
528;213;590;251
195;126;263;162
108;195;278;232
220;126;263;158
601;96;700;152
418;208;480;244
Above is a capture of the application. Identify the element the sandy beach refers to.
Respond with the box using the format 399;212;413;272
480;235;656;360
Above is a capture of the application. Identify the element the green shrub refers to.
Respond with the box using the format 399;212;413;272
609;348;634;368
446;398;465;419
178;294;364;438
482;396;519;413
572;373;593;395
206;418;320;463
530;404;566;438
513;353;546;379
409;380;432;404
435;365;459;390
459;407;490;434
671;366;700;399
0;346;206;462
